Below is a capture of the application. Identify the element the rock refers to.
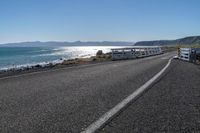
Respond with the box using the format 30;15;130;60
96;50;103;56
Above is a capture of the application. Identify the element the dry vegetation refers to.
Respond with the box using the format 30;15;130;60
161;44;200;53
60;50;112;66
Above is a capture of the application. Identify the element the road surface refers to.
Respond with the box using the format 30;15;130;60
0;52;174;133
100;59;200;133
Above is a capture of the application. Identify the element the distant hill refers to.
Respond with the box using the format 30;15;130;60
0;41;134;47
1;36;200;47
134;36;200;46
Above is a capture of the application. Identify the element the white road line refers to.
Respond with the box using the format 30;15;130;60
82;58;173;133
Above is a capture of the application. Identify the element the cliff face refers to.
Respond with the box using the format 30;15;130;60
135;36;200;46
177;36;200;45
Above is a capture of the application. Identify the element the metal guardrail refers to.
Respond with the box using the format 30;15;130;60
111;46;162;60
178;48;200;64
179;48;191;61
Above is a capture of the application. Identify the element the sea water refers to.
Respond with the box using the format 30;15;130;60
0;46;125;71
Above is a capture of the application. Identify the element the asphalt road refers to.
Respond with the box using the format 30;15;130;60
0;53;174;133
100;59;200;133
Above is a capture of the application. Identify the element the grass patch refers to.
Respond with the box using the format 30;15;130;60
161;46;178;53
61;51;112;66
161;44;200;53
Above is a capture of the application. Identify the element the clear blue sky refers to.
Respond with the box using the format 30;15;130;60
0;0;200;43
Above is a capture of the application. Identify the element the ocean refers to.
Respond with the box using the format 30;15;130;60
0;46;126;71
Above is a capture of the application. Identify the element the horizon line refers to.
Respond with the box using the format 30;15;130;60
0;35;200;45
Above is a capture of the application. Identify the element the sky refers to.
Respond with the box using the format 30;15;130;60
0;0;200;44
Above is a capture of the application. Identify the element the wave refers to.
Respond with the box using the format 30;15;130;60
0;59;65;72
0;46;126;72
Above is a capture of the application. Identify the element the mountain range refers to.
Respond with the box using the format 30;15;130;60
134;36;200;46
0;41;134;47
0;36;200;47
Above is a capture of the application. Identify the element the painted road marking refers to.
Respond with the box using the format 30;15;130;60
82;58;173;133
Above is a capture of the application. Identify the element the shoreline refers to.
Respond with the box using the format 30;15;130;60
0;47;176;78
0;53;112;78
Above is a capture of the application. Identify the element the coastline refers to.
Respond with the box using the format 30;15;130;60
0;53;112;78
0;46;176;78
